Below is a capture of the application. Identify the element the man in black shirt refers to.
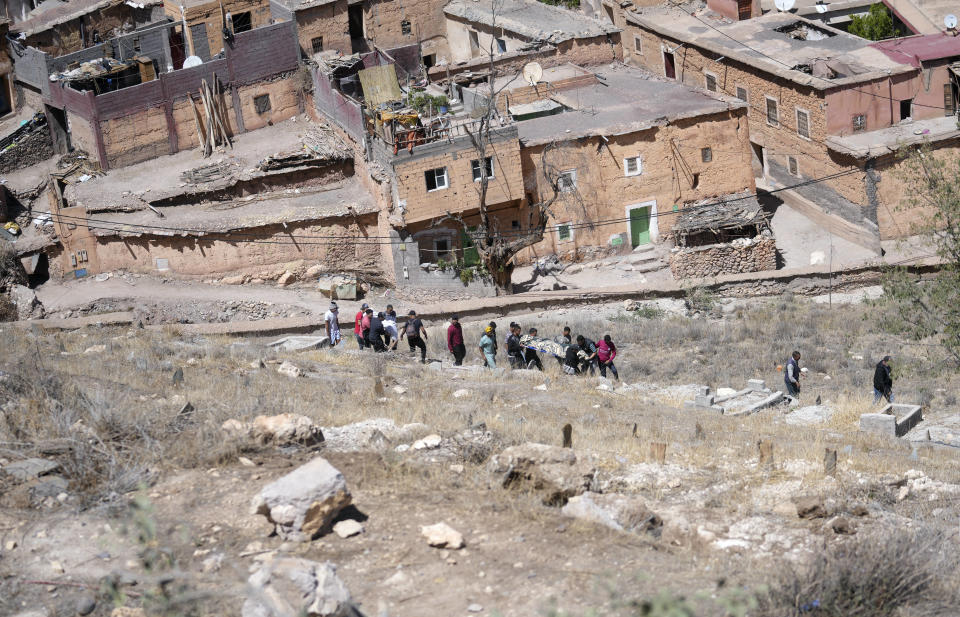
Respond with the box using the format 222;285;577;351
873;355;893;404
400;310;428;363
506;322;523;369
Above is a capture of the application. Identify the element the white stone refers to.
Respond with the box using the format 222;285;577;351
251;457;351;540
421;522;465;549
242;558;355;617
716;387;737;397
277;361;302;378
535;384;548;391
897;485;910;502
83;344;107;355
453;389;470;398
413;434;442;450
467;604;483;613
332;520;363;538
395;444;410;453
809;251;826;265
239;456;256;467
392;385;407;395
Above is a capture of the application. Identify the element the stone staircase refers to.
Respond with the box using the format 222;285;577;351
608;243;669;274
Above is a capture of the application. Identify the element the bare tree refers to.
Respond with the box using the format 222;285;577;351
434;0;572;295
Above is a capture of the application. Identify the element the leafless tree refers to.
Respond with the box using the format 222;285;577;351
434;0;578;295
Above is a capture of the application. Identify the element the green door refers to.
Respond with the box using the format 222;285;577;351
629;206;651;247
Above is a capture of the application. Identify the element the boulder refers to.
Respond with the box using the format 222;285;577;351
412;434;442;450
11;284;44;320
221;274;247;285
242;557;362;617
562;493;662;535
222;418;251;439
793;496;827;519
276;271;296;287
333;520;363;538
487;442;596;505
251;457;351;540
420;522;465;549
251;414;325;446
277;361;302;378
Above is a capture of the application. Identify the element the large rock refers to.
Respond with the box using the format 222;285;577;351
10;284;44;320
251;457;351;540
2;457;60;481
242;557;363;617
251;414;324;446
487;442;596;506
562;493;662;535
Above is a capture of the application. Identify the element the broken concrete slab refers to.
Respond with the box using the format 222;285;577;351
268;336;331;352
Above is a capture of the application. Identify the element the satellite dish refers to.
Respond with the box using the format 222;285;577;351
183;55;202;68
522;62;543;86
945;14;958;29
774;0;795;11
815;2;828;13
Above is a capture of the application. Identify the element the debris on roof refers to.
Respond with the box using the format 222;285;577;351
671;193;769;245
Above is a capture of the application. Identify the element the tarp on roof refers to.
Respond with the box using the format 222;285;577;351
357;64;402;107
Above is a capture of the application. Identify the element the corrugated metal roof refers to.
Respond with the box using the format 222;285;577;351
870;33;960;67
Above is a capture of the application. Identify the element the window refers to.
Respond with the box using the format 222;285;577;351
557;222;573;242
254;94;271;114
471;157;494;181
133;37;141;54
634;35;642;53
899;98;912;121
511;220;519;229
558;169;577;191
232;11;252;33
422;53;436;68
311;36;323;54
701;147;712;163
691;173;700;189
496;38;506;53
469;30;480;53
401;20;412;35
424;167;448;191
796;108;810;139
433;238;450;259
852;114;866;133
788;155;799;176
765;96;779;126
736;86;748;102
704;72;717;93
624;155;642;176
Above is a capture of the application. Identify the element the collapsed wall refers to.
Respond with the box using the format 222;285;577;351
0;113;54;174
670;236;777;279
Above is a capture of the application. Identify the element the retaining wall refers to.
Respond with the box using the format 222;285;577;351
670;236;777;279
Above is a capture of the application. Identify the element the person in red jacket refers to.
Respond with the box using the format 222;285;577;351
354;303;370;349
447;315;466;365
597;334;619;380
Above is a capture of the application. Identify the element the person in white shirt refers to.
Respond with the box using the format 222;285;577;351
324;302;342;347
382;309;399;351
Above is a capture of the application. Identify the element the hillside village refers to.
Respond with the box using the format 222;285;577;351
1;0;960;615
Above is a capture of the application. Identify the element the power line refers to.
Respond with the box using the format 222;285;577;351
43;165;863;244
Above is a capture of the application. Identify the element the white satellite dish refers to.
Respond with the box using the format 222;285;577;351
815;2;828;13
945;14;958;29
774;0;795;11
183;55;202;68
522;61;543;86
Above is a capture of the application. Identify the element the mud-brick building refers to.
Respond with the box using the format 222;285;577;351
497;63;755;260
163;0;273;61
625;8;960;245
268;0;351;58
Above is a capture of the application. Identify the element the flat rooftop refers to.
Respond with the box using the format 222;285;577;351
871;33;960;67
269;0;337;10
444;0;620;44
88;179;376;237
627;9;914;88
65;119;349;211
826;115;960;158
515;63;746;146
489;63;595;92
13;0;162;37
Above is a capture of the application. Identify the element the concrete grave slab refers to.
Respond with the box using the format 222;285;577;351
860;404;923;438
268;336;331;352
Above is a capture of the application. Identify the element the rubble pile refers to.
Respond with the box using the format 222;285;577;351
670;236;777;279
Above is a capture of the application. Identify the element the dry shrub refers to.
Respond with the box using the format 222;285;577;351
757;529;958;617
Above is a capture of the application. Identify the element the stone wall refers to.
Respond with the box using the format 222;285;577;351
0;117;54;174
670;236;776;279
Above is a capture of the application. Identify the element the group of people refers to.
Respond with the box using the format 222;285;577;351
324;302;430;363
447;316;620;379
783;350;894;404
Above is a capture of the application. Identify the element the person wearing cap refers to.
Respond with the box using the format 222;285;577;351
873;355;893;404
400;310;428;363
354;303;370;349
484;321;498;367
479;325;497;368
324;302;342;347
447;315;466;365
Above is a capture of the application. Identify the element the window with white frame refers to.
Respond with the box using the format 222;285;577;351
624;155;642;176
557;222;573;242
558;169;577;192
704;71;717;93
796;108;810;139
765;96;779;127
471;157;494;181
424;167;448;191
